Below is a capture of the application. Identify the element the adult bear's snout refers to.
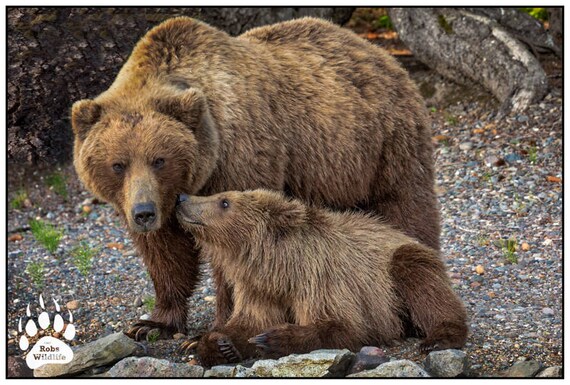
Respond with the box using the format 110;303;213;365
132;202;157;227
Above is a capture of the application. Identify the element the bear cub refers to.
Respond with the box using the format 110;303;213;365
176;189;467;367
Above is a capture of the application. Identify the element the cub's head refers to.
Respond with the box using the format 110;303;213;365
176;189;307;249
72;87;219;233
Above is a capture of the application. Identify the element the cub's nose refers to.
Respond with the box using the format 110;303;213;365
132;202;157;226
176;194;189;206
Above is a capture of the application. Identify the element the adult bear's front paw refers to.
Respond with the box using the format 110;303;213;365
126;319;177;341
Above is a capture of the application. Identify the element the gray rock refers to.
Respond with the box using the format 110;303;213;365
248;349;355;377
107;357;204;377
536;366;562;378
424;349;468;377
133;296;143;307
7;356;33;378
459;142;474;151
348;346;389;374
205;364;251;377
348;360;430;378
34;332;139;377
500;360;542;377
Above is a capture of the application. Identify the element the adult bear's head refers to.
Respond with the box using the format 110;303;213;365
71;87;219;233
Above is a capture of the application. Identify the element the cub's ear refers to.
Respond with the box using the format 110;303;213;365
263;193;307;229
154;88;208;129
71;99;101;141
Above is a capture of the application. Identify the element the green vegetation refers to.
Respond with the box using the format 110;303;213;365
497;238;518;264
10;189;28;209
528;146;538;164
476;235;490;247
29;219;63;254
429;107;437;113
438;14;453;34
46;172;68;199
520;8;548;21
513;194;527;217
147;329;160;343
143;296;156;312
71;242;98;276
445;113;458;125
27;261;45;289
481;172;492;183
374;14;393;30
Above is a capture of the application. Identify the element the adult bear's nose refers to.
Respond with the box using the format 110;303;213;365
176;194;189;206
132;202;157;226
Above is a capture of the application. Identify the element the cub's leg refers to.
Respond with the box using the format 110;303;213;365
390;244;468;352
211;267;234;329
250;321;359;358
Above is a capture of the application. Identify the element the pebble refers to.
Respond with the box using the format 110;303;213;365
133;296;143;307
475;265;484;275
172;333;186;340
204;296;216;302
46;212;55;220
66;300;80;310
459;142;473;151
8;234;23;242
541;308;554;317
140;314;151;321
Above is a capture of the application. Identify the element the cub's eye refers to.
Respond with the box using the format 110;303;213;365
220;199;230;209
153;158;165;169
112;163;125;173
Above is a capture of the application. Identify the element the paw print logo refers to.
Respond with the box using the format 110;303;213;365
18;295;76;369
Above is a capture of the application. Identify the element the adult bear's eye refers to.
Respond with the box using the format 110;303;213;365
153;158;165;169
112;163;125;174
220;199;230;209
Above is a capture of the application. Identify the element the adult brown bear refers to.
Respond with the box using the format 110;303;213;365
175;189;466;367
71;16;440;339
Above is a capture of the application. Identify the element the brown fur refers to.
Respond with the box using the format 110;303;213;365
72;17;440;337
176;190;467;366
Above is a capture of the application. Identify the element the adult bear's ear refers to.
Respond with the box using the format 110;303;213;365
71;99;101;141
154;88;208;129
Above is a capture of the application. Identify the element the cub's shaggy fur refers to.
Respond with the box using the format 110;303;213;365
72;16;440;339
177;190;467;367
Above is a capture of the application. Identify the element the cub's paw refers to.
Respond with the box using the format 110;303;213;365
196;332;242;367
248;325;296;357
126;320;176;342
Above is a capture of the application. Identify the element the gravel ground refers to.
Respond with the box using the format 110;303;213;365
7;65;562;376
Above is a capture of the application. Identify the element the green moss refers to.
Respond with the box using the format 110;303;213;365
438;14;453;34
519;8;548;21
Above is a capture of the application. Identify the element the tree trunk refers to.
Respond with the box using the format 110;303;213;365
388;8;549;114
7;7;354;165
